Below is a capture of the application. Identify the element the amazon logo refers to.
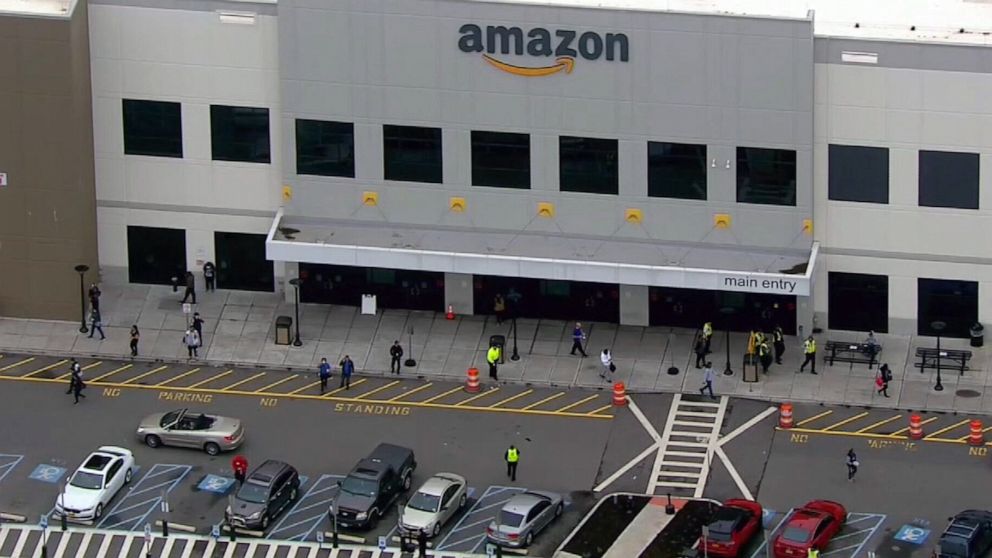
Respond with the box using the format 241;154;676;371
458;24;629;77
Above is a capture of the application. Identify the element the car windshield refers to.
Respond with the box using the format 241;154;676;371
69;471;103;490
236;482;269;504
498;511;526;528
706;528;734;542
782;526;812;543
408;492;441;513
160;410;182;427
939;540;968;557
341;477;377;497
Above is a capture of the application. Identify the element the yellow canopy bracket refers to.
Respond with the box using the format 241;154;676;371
714;213;732;229
624;208;643;224
537;202;555;219
362;191;379;206
449;197;466;213
802;218;814;235
281;185;293;202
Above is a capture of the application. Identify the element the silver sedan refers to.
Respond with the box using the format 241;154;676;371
486;490;564;548
399;473;468;538
136;408;244;455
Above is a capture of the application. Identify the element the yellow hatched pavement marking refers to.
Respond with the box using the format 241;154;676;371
554;394;599;413
586;404;614;416
795;410;833;427
491;389;535;409
255;375;298;393
56;361;102;381
387;383;434;402
354;381;402;400
924;419;971;439
420;386;464;404
90;364;133;383
891;416;939;436
156;368;201;387
855;415;903;433
21;359;67;378
189;370;233;389
821;412;869;431
456;388;501;406
521;392;565;411
0;358;35;373
289;381;321;395
322;378;367;397
221;372;265;391
957;426;992;442
122;365;169;385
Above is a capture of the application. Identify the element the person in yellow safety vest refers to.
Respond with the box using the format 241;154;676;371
800;335;817;375
487;345;501;381
808;546;820;558
755;330;766;347
773;326;786;364
702;322;713;353
505;445;520;481
759;339;772;373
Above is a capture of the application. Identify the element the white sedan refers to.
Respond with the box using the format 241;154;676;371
399;473;468;538
55;446;136;522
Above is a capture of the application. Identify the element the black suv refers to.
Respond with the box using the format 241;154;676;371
937;510;992;558
331;443;416;529
225;460;300;531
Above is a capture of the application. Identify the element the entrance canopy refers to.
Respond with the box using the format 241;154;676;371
266;210;817;297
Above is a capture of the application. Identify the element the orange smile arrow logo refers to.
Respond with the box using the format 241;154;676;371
482;54;575;77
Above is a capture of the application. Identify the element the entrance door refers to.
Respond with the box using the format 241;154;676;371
473;275;620;323
214;232;274;292
127;226;186;285
298;264;444;311
649;287;796;334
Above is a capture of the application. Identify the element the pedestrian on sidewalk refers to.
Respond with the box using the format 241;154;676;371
339;355;354;389
699;362;716;399
203;261;216;292
799;335;817;374
181;271;196;304
390;340;403;374
192;312;205;345
71;368;86;404
318;358;332;394
505;445;520;482
88;283;101;311
487;344;501;381
759;339;773;374
694;336;707;368
232;455;248;486
65;358;81;394
773;326;786;364
702;321;713;353
129;325;140;357
600;349;615;381
183;328;200;359
493;294;506;325
569;322;588;357
845;449;859;481
876;363;891;398
87;308;105;340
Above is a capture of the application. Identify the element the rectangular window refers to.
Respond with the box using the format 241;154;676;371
383;125;442;183
126;226;186;286
560;136;618;195
471;131;530;189
214;232;274;292
210;105;270;164
918;278;978;338
919;150;979;209
736;147;797;206
295;120;354;177
828;145;889;203
648;142;707;200
122;99;182;158
828;272;888;333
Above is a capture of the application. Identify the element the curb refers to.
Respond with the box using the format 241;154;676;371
323;531;366;544
0;512;26;523
155;520;196;533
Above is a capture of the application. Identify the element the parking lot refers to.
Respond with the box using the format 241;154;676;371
436;486;528;553
746;511;887;558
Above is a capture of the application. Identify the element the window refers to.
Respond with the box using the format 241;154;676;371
560;136;618;195
919;150;979;209
295;119;354;177
471;131;530;189
736;147;796;206
210;105;270;163
828;145;888;203
122;99;182;158
648;141;707;200
383;125;442;183
828;272;888;333
918;278;978;338
214;232;274;292
127;226;186;286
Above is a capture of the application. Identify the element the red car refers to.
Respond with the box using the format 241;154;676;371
700;499;764;557
772;500;847;558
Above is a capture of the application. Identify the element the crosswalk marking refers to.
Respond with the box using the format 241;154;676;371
648;394;728;498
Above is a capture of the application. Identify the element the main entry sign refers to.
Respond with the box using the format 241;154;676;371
458;24;629;77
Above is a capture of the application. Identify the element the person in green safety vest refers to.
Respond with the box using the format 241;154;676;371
487;344;501;381
800;336;817;375
505;445;520;482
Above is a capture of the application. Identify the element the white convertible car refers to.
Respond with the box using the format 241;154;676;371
55;446;136;522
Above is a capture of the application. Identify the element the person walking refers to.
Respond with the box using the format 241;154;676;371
71;367;86;404
493;294;506;325
203;261;216;292
232;455;248;486
129;325;140;357
702;321;714;353
876;363;891;398
505;445;520;482
88;283;101;311
799;335;817;374
759;339;773;374
339;355;354;390
183;328;200;359
318;358;332;394
65;358;81;394
699;362;716;399
569;322;588;357
694;336;707;368
773;326;786;364
192;312;205;341
390;340;404;374
487;344;501;381
87;308;105;340
600;348;615;381
845;449;859;481
181;271;196;304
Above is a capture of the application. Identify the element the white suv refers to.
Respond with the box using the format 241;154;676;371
55;446;136;522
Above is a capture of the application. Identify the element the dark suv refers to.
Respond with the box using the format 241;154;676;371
225;460;300;531
331;443;416;529
937;510;992;558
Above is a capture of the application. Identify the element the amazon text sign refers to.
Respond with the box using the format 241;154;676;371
458;24;629;77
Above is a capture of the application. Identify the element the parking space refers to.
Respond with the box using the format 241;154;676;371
435;485;526;553
748;510;887;558
268;474;343;541
96;464;191;531
787;406;991;446
0;454;22;483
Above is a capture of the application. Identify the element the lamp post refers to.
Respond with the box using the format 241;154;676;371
74;264;89;333
510;316;520;361
719;306;735;376
404;326;417;367
288;278;302;347
931;320;946;392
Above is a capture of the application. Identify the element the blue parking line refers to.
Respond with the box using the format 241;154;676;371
97;464;191;531
267;474;342;541
0;454;24;483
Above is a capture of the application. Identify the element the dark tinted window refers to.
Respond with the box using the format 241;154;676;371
648;142;707;200
736;147;796;206
127;226;186;286
918;278;978;338
828;272;888;333
472;131;530;189
215;232;274;292
828;145;888;203
383;125;442;183
919;150;979;209
122;99;182;158
560;136;618;195
210;105;270;163
296;119;354;177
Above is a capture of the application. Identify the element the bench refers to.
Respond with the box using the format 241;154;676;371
824;341;882;369
914;347;972;375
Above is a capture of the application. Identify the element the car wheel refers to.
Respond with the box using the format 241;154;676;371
554;502;563;517
432;523;441;538
95;503;104;520
459;494;467;508
261;514;270;530
524;532;534;547
204;442;221;456
290;487;298;501
124;468;133;484
402;474;412;491
145;435;161;448
369;508;380;528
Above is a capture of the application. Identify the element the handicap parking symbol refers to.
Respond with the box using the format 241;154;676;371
894;525;930;545
197;474;236;494
28;464;66;484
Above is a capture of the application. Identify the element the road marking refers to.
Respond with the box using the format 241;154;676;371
21;359;67;378
795;409;834;427
322;378;366;397
387;382;434;401
956;425;992;442
55;361;102;380
420;386;464;404
289;381;321;395
255;375;297;393
718;406;778;447
491;389;534;408
354;380;401;400
89;364;133;383
121;365;169;385
593;442;658;492
221;372;265;391
891;416;939;436
627;397;663;444
855;415;903;433
555;394;600;413
156;368;201;387
924;419;970;439
821;412;870;431
521;392;565;410
586;404;614;416
715;446;752;500
456;388;501;406
0;357;35;373
189;370;234;388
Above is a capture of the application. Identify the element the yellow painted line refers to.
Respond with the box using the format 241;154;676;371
420;386;465;404
220;372;266;391
891;416;940;436
387;383;434;402
490;389;535;409
455;388;501;406
188;370;233;389
795;410;834;427
0;358;35;373
323;379;367;397
554;395;599;413
956;426;992;442
56;361;102;381
254;375;298;393
289;381;321;395
586;404;614;416
122;365;170;385
156;368;201;387
521;392;565;411
354;381;402;400
21;359;68;378
820;412;870;432
924;419;971;440
90;364;134;383
777;425;965;443
855;415;903;433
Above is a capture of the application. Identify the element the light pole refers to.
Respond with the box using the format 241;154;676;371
720;307;735;376
405;326;417;367
510;316;520;361
932;320;946;392
288;278;302;347
74;264;89;333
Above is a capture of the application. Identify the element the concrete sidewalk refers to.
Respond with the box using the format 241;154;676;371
0;282;989;414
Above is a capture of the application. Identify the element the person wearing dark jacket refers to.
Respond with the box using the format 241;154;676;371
339;355;354;389
317;358;332;394
773;326;786;364
876;363;892;398
88;308;105;340
130;325;140;357
694;336;707;368
71;369;86;404
390;341;404;374
181;271;196;304
203;261;216;292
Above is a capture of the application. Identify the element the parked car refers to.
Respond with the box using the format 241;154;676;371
55;446;136;522
486;491;564;548
700;499;764;557
936;510;992;558
331;443;417;529
399;473;468;538
772;500;846;558
225;460;300;531
136;408;244;455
